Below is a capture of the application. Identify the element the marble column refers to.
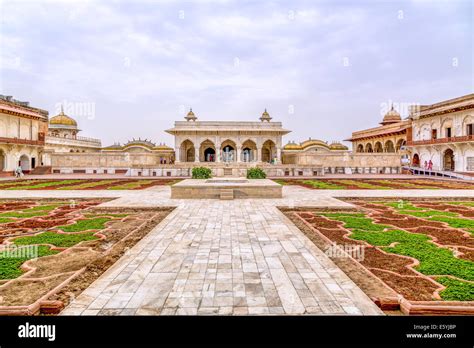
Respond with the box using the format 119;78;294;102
276;147;282;164
175;148;181;163
257;147;262;162
215;143;221;162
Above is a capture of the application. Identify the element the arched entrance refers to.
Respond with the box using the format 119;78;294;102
180;140;195;162
19;154;30;172
396;139;406;152
365;143;373;153
241;139;257;162
374;142;383;153
204;148;216;162
0;150;5;171
384;140;395;153
199;140;216;162
221;140;236;162
262;140;276;163
356;144;364;153
443;149;455;171
412;153;420;167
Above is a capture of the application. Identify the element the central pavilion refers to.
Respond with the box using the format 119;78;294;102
166;109;290;164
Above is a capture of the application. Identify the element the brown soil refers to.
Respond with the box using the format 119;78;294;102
0;201;36;212
405;226;474;248
360;248;417;276
296;213;343;229
1;218;71;232
25;249;101;278
0;274;72;306
374;216;446;229
369;269;440;301
315;227;360;245
456;247;474;262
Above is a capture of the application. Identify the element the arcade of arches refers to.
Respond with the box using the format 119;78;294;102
355;139;405;153
177;138;277;163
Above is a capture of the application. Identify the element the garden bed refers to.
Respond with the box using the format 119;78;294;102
276;178;474;190
0;179;180;190
281;198;474;315
0;199;173;315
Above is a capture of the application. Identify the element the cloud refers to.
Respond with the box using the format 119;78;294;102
0;0;471;146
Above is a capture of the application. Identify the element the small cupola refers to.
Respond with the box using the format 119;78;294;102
260;108;272;122
185;108;197;121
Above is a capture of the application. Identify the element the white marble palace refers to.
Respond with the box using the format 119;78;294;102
166;109;289;164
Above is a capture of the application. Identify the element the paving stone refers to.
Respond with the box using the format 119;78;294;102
31;185;397;316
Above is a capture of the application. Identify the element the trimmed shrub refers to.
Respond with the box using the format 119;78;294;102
192;167;212;179
247;167;266;179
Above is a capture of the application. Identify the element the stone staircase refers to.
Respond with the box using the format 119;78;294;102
220;188;234;200
405;166;474;181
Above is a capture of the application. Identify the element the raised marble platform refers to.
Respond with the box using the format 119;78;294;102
171;177;282;199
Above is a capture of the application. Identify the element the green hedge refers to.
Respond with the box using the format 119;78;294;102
192;167;212;179
246;167;266;179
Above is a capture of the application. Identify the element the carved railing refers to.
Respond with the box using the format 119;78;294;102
407;135;474;146
0;136;45;146
46;135;101;146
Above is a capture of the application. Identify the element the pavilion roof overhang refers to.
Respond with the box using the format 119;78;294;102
0;104;49;122
166;128;291;135
165;121;291;135
345;127;408;142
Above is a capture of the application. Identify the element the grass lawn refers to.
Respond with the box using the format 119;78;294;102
301;180;345;189
5;180;83;190
0;246;58;280
320;205;474;299
14;231;99;248
429;216;474;233
437;277;474;301
57;217;112;232
0;205;61;218
107;180;155;190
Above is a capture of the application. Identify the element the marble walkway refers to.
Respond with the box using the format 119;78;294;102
3;186;473;315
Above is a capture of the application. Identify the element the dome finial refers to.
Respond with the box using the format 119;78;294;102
185;107;197;121
260;108;272;122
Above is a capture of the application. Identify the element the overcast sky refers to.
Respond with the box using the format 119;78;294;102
0;0;472;147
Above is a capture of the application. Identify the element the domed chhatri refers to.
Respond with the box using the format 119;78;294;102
329;141;349;151
185;108;197;122
49;106;78;127
380;104;401;125
260;108;272;122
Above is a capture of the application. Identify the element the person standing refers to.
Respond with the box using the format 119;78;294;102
15;166;23;179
